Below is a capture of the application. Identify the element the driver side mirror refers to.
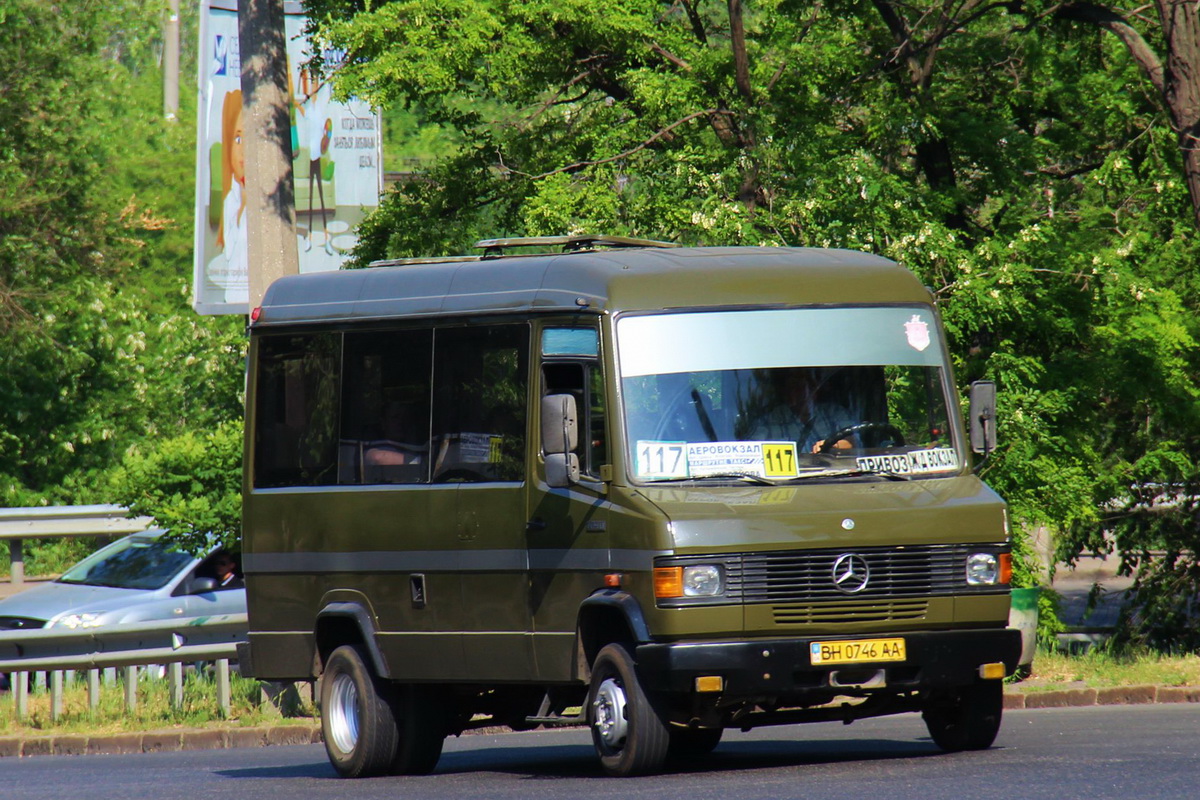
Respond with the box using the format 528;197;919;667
189;576;218;595
968;380;998;456
541;393;580;488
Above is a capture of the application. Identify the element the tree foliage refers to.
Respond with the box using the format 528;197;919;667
108;421;244;555
0;1;246;535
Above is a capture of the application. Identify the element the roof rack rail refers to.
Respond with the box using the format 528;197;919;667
367;234;675;268
368;254;486;268
473;234;677;258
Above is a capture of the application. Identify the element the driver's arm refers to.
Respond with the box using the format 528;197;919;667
811;437;853;453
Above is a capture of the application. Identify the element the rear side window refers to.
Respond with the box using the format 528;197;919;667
339;328;434;485
253;333;340;488
431;325;529;482
252;323;529;487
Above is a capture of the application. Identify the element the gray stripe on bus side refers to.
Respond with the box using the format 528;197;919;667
242;551;662;575
244;548;664;574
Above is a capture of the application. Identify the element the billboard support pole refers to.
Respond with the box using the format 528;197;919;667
164;0;180;120
238;0;298;310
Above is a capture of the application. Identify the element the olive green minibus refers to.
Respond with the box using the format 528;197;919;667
239;237;1020;778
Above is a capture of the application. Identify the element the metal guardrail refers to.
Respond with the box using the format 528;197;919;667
0;613;247;721
0;505;153;584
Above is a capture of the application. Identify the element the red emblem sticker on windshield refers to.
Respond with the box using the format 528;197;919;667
904;314;931;351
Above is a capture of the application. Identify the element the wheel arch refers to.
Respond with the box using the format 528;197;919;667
314;601;391;679
575;589;652;678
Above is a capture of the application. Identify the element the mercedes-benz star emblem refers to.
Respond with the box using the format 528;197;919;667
831;553;871;594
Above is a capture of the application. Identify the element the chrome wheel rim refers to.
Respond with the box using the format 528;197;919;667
592;676;628;750
327;672;360;755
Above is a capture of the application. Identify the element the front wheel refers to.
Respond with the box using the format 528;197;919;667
587;643;670;777
922;680;1003;752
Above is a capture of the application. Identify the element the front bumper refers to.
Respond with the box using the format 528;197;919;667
635;628;1021;698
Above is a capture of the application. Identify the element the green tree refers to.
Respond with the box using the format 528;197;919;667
1056;1;1200;229
109;421;244;554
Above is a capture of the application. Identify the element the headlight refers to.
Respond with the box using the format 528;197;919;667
654;564;725;599
56;613;103;629
966;553;999;585
682;565;723;597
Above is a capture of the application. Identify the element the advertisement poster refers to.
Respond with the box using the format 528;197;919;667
193;0;382;315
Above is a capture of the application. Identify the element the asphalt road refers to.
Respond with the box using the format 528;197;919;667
1;704;1196;800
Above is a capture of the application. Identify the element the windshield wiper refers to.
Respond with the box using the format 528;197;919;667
785;467;910;482
647;473;784;486
646;469;911;485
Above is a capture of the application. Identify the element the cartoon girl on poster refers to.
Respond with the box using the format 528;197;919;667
212;89;249;302
298;65;333;254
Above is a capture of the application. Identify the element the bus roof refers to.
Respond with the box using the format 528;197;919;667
252;246;932;327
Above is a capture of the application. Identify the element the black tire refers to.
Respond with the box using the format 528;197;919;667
667;726;723;760
922;680;1003;752
320;645;399;778
587;643;670;777
388;684;446;775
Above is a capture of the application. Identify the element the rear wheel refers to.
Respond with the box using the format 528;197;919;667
923;680;1003;752
587;643;670;777
387;684;446;775
320;645;398;778
667;726;723;760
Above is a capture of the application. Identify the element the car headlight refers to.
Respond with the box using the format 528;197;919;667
966;552;1011;586
56;613;103;629
682;565;723;597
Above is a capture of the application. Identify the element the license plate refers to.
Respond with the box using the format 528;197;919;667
810;637;906;665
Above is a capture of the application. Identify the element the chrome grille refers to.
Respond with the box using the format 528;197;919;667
666;544;978;604
738;544;972;604
657;544;1005;616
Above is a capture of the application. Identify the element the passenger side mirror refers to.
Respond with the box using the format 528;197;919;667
968;380;997;456
541;393;580;487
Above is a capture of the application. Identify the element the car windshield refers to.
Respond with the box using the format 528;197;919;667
57;535;193;590
617;307;960;482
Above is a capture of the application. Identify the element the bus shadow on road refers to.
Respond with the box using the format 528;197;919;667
429;736;953;779
217;734;972;782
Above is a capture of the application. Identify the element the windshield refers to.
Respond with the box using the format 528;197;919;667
57;535;193;590
618;307;960;482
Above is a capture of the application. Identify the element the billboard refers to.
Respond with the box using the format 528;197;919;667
193;0;382;315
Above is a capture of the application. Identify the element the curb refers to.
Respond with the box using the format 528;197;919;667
1004;684;1200;710
4;686;1200;758
0;723;323;759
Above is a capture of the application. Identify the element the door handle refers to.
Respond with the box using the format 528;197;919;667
525;518;547;532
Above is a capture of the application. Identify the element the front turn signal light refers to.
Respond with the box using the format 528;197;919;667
999;553;1012;585
654;567;683;598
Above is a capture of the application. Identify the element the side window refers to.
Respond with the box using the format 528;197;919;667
194;550;243;591
339;329;434;485
253;333;340;488
542;362;607;478
541;326;606;479
431;325;529;483
589;364;608;472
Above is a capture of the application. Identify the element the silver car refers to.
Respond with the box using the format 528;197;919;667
0;530;245;630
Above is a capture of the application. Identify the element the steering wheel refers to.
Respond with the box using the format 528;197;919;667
817;422;906;453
